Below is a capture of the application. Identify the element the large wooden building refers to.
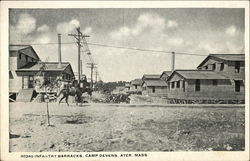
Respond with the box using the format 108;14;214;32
167;54;245;102
9;45;75;102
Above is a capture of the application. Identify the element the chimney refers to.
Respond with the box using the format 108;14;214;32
57;33;62;68
171;51;175;72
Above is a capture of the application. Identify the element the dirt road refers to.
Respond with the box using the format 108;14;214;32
9;103;245;152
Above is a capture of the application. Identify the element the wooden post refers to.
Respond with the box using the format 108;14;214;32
46;101;50;126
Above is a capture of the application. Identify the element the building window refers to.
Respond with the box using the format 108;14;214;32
135;85;137;89
235;80;241;92
195;79;200;91
25;55;28;62
176;81;180;88
9;71;14;79
220;63;224;71
235;61;240;73
205;66;208;70
19;53;22;59
212;79;218;86
171;82;175;88
212;64;216;70
152;86;155;93
183;81;185;92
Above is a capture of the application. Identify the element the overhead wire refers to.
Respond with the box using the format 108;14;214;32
10;41;208;57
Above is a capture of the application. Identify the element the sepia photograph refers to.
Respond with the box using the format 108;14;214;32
1;1;249;161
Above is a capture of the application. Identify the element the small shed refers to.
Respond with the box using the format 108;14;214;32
130;79;143;94
142;79;168;97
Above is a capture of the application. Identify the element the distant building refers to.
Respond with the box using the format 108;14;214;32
142;79;168;97
142;74;161;81
130;79;143;94
125;82;130;91
141;74;168;97
160;71;172;81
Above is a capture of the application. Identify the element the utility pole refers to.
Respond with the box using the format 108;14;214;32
171;51;175;72
95;70;98;83
69;27;90;82
80;60;83;78
86;63;97;88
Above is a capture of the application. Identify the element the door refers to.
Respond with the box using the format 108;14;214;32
23;76;29;89
28;76;34;88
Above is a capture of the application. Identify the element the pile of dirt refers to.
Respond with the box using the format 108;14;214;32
89;92;130;104
105;94;130;103
129;95;169;104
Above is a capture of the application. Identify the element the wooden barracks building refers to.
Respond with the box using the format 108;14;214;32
9;45;75;102
129;54;245;103
167;54;245;103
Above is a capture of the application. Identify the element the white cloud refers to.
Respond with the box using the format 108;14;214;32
134;13;165;34
16;13;36;34
34;34;51;44
226;41;244;53
82;27;92;34
167;20;178;28
37;25;49;32
110;13;166;40
110;26;131;39
9;13;37;43
167;37;183;46
11;13;36;35
225;25;237;36
70;19;80;28
56;19;80;34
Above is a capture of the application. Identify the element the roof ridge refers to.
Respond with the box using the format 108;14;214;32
41;62;70;64
175;69;214;71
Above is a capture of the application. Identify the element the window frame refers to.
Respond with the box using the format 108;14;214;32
212;79;218;86
152;86;155;93
235;61;241;73
171;82;175;88
220;63;224;71
176;80;180;88
195;79;200;91
235;80;241;92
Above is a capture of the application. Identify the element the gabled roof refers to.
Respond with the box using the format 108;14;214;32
9;44;40;60
197;54;245;68
142;74;161;80
167;70;229;81
143;80;168;87
9;45;31;51
17;62;73;73
160;71;172;78
131;79;143;85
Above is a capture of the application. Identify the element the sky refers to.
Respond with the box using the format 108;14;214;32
9;8;245;82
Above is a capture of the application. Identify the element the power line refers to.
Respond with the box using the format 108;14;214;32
10;41;208;57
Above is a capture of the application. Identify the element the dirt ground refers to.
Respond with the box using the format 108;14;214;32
9;102;245;152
